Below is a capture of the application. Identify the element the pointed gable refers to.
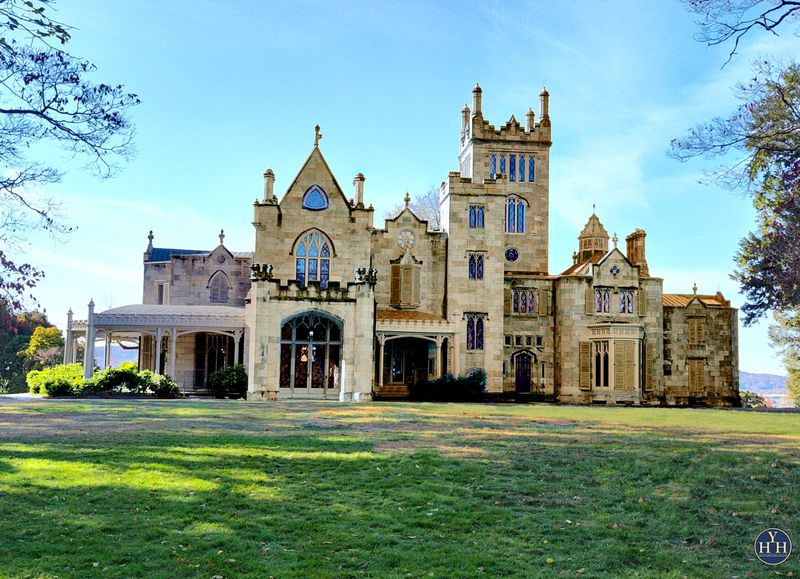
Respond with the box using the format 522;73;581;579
280;146;350;210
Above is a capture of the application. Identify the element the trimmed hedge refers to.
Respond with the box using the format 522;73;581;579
207;365;247;399
27;363;182;398
408;369;488;402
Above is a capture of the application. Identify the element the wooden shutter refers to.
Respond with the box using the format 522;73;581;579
644;342;654;392
585;284;594;315
579;342;592;390
614;340;635;391
411;265;420;306
400;265;413;305
689;359;704;395
538;289;550;316
504;288;511;315
390;264;401;304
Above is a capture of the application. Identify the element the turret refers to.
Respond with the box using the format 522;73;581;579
472;83;482;116
577;212;609;262
525;107;535;132
263;168;275;202
353;173;365;208
539;87;549;122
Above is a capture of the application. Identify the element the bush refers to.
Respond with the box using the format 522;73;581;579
27;363;84;397
149;374;182;399
408;368;488;402
207;365;248;399
87;361;142;394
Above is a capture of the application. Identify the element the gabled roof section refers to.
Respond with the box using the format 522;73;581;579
579;213;609;240
280;145;350;208
597;246;634;268
383;192;429;229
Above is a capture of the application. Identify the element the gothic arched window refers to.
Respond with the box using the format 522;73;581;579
209;271;230;303
295;230;332;288
505;196;526;233
519;155;526;182
528;156;535;181
301;185;329;211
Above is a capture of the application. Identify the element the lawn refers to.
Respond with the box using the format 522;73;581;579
0;400;798;578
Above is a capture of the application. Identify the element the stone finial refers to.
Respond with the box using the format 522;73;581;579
572;251;578;265
67;308;73;317
146;230;154;252
693;282;698;295
611;233;618;248
404;192;411;208
539;86;550;120
219;229;225;245
314;124;322;147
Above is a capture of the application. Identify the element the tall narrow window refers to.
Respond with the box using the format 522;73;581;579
619;290;635;314
294;230;332;288
466;314;485;351
469;205;485;228
499;154;506;175
519;155;525;182
594;288;611;313
593;341;609;387
505;196;526;233
477;206;484;227
528;156;535;181
512;289;537;316
468;253;484;280
490;155;497;179
509;154;516;181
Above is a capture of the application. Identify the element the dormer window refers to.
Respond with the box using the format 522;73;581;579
301;185;329;211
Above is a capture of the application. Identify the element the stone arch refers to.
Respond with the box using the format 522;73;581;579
208;270;231;303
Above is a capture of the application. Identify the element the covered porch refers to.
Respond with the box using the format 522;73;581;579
68;302;247;392
374;309;453;398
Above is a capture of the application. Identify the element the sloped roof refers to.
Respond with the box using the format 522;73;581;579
560;250;605;276
146;248;253;263
662;293;730;308
579;213;609;240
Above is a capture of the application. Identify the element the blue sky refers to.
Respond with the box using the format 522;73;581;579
17;1;800;374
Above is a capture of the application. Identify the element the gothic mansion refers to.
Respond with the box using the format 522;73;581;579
66;86;739;405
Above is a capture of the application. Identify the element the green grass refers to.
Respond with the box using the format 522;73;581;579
0;400;798;577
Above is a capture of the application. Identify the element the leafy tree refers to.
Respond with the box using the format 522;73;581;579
673;1;800;324
0;298;52;392
0;0;139;311
18;324;63;367
768;307;800;406
384;186;441;230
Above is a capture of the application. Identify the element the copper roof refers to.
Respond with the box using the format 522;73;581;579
560;250;605;276
662;293;730;308
376;309;446;322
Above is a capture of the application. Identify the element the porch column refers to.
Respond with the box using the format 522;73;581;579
233;329;243;365
377;333;386;387
63;309;73;365
104;333;112;369
434;335;443;378
82;299;96;379
168;328;177;378
154;327;163;375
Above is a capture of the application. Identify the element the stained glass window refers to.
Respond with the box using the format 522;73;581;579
529;291;536;313
506;197;515;232
519;155;525;182
520;291;527;313
466;317;475;350
528;156;535;181
477;206;484;227
469;206;476;228
516;203;525;233
513;291;519;313
469;254;476;279
595;289;603;313
295;230;332;287
603;289;610;312
490;155;497;179
301;185;329;210
476;255;484;279
499;154;506;175
509;154;516;181
476;317;484;350
505;248;519;262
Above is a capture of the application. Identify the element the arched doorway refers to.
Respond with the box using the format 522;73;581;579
279;311;342;398
513;350;536;393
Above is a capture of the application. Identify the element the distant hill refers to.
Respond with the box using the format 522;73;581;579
740;371;794;407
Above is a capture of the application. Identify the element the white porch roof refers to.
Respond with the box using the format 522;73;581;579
72;304;246;331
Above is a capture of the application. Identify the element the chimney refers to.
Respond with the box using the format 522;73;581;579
461;103;471;129
353;173;365;207
525;107;535;132
625;229;649;277
472;83;482;116
263;168;275;201
539;87;549;120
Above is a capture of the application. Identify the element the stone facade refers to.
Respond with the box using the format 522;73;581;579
88;85;738;406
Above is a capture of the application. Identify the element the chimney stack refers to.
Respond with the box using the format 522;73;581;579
539;87;549;121
353;173;365;207
625;229;649;277
461;103;471;129
525;107;535;132
263;168;275;201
